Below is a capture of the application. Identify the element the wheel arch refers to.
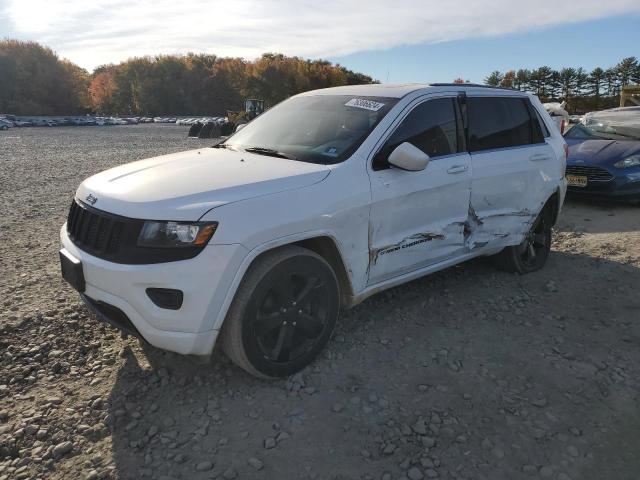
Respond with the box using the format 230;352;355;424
292;236;355;307
543;188;561;225
211;232;356;334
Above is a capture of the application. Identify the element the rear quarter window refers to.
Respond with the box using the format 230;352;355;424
468;97;534;151
531;106;551;138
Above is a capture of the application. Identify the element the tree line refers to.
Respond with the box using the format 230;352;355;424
483;57;640;113
4;39;637;117
0;40;90;115
0;40;376;116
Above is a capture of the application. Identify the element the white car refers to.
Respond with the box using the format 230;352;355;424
60;84;567;378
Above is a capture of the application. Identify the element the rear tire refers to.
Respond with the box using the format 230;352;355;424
220;246;340;378
493;209;552;274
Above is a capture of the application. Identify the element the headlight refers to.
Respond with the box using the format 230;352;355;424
138;221;218;248
614;155;640;169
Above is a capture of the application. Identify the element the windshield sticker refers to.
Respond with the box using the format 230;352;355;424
345;98;385;111
322;147;339;157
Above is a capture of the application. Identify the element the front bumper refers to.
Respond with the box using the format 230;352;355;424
81;294;145;339
60;225;248;355
566;169;640;199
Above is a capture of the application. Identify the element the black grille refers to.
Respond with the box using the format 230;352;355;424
65;199;208;264
67;200;126;256
566;165;614;182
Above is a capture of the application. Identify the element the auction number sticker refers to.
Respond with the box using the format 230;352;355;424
345;98;385;111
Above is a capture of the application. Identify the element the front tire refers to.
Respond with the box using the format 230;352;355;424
493;209;552;274
220;246;340;378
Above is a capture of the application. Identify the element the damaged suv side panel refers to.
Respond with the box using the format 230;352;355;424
367;94;472;283
365;89;566;287
464;95;564;251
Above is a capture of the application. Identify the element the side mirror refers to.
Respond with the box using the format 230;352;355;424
235;123;247;132
388;142;430;171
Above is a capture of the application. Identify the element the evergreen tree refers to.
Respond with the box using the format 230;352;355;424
616;57;638;86
484;71;503;86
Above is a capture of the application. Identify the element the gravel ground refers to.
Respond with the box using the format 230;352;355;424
1;125;639;480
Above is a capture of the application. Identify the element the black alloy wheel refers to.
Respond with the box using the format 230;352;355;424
251;270;330;364
493;208;552;274
220;246;340;378
516;214;551;269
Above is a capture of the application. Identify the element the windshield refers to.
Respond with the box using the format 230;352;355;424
564;110;640;141
222;95;398;164
564;122;640;141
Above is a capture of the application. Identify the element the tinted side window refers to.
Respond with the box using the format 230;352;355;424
532;106;550;138
468;97;533;151
374;98;457;169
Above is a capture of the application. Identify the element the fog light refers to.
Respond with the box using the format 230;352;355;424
626;172;640;182
146;288;183;310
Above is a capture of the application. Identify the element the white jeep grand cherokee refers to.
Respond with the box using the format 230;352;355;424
60;83;567;378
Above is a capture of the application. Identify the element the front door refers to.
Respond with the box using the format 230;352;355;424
367;96;471;285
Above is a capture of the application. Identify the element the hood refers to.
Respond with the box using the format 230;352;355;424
566;138;640;166
77;148;330;220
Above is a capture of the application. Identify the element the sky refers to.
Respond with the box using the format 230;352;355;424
1;0;639;83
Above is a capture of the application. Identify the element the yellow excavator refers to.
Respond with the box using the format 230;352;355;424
222;99;265;135
620;85;640;107
188;98;266;138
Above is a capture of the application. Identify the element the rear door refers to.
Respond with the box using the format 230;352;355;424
466;95;556;247
367;95;471;284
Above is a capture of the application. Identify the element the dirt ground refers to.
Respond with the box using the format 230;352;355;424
1;125;639;480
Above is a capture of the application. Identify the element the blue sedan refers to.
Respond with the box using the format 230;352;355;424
564;112;640;204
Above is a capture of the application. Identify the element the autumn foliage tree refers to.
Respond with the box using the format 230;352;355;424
1;40;376;116
88;67;118;113
500;70;516;89
0;40;90;114
89;52;378;116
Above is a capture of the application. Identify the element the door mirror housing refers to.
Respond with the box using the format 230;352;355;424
235;123;247;132
388;142;430;171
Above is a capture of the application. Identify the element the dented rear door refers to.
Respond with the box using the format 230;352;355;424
466;95;551;249
367;96;471;285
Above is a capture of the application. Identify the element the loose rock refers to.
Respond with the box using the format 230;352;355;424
195;461;213;472
248;457;264;470
52;441;73;459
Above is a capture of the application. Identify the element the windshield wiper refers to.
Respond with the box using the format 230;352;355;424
243;147;297;160
212;141;230;149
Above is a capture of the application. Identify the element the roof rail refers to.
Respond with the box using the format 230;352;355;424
429;83;517;91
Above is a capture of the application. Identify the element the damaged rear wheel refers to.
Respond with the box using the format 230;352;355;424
493;210;551;274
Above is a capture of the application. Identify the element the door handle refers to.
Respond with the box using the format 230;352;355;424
529;153;551;162
447;165;469;174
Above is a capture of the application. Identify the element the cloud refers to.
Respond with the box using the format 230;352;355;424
3;0;640;70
